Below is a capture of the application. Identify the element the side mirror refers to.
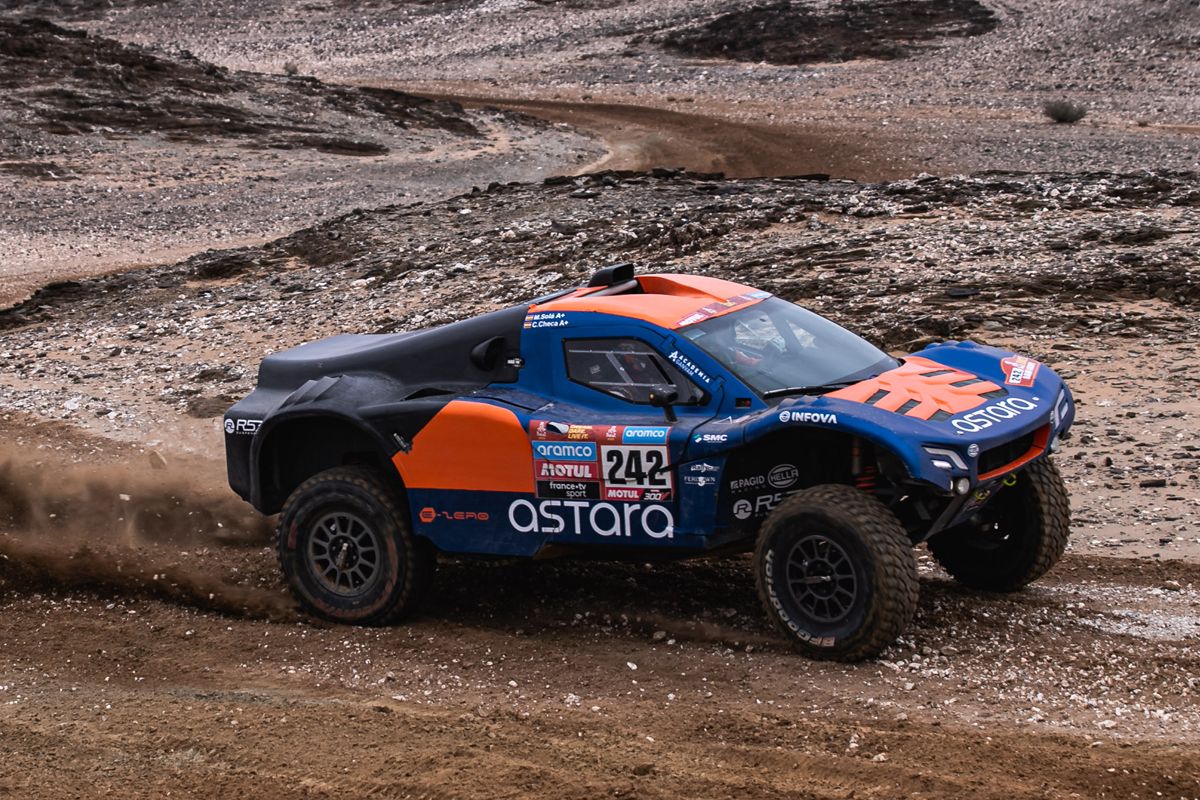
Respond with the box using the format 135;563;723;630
647;386;678;423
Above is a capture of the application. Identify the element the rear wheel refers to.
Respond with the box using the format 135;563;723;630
277;467;434;624
928;458;1069;592
755;484;918;661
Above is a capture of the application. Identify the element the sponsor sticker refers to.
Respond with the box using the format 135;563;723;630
778;409;838;425
621;426;670;444
673;291;771;328
768;463;799;489
537;480;601;500
1001;356;1040;388
730;474;767;493
508;499;674;539
732;498;754;520
732;492;787;521
692;433;729;444
666;350;712;384
535;460;599;480
688;461;720;473
529;420;674;501
225;417;261;436
532;441;596;461
419;507;490;523
684;475;716;487
950;397;1038;433
530;420;624;442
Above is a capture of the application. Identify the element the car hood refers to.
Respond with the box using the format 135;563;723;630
737;340;1074;491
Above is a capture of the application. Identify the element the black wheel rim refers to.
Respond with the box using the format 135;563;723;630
963;477;1031;553
784;534;858;623
307;511;383;597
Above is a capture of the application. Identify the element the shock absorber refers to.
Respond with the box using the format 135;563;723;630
851;438;878;492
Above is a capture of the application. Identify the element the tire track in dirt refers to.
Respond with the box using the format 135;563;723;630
404;92;914;180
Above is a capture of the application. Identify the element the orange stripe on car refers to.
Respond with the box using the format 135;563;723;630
392;400;534;492
829;356;1001;420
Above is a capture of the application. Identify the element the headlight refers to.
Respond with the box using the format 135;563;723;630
924;446;967;471
1050;388;1070;428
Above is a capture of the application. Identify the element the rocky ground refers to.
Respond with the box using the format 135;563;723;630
2;1;1199;798
0;15;602;306
56;0;1200;177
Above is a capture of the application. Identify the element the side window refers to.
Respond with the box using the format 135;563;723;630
564;338;704;405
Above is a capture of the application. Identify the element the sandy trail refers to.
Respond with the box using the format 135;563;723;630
418;92;913;180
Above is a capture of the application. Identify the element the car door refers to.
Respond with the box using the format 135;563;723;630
516;330;717;546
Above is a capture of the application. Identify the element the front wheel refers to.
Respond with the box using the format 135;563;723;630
754;484;919;661
277;467;434;624
928;458;1070;592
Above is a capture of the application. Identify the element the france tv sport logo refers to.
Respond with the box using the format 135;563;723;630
621;426;670;444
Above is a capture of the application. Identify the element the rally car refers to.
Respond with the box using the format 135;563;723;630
224;264;1074;660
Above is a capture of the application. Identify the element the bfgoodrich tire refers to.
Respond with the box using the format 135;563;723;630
277;467;434;624
755;484;918;661
928;458;1070;592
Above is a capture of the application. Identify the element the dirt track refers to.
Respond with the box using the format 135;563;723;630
2;422;1199;800
422;93;912;180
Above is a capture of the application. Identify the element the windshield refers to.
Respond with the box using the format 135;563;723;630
679;297;898;397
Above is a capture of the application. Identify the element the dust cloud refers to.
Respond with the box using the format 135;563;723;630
0;448;293;619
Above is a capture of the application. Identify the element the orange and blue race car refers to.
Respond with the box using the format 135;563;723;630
224;264;1074;660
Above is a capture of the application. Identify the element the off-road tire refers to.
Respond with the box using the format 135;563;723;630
277;466;434;625
754;484;919;661
928;458;1070;592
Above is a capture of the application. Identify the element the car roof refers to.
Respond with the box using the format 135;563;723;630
528;273;769;330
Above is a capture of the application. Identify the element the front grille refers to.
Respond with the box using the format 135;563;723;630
979;431;1037;476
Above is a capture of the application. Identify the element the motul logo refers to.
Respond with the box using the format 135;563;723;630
537;461;598;480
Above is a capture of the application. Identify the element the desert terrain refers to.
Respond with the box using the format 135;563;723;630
1;1;1198;798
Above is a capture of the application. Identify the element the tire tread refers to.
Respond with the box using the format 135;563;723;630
276;466;433;625
755;484;918;661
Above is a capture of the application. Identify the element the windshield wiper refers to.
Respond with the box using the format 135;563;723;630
762;382;855;399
